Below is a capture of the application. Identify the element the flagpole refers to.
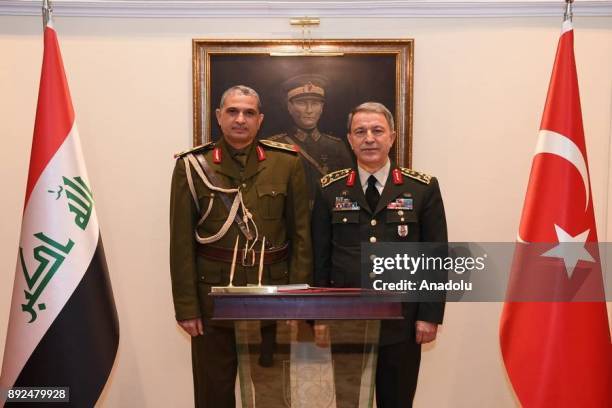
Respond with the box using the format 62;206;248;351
564;0;574;22
42;0;52;28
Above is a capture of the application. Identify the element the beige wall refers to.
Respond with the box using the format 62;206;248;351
1;15;611;407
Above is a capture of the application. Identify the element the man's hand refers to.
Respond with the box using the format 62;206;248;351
415;320;438;344
178;318;204;337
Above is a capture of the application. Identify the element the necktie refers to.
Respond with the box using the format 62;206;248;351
233;152;247;168
366;175;380;211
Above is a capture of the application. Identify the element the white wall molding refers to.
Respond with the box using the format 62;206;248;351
1;0;611;18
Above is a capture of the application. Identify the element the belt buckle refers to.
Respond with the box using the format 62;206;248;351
242;247;256;267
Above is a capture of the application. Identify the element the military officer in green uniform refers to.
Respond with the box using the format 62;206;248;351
269;74;353;206
312;102;447;407
170;85;312;407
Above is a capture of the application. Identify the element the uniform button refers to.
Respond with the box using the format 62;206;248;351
369;254;377;261
242;183;247;188
330;279;335;285
342;217;348;223
369;236;377;243
370;219;377;226
397;210;404;216
210;192;215;197
400;217;405;222
369;272;376;278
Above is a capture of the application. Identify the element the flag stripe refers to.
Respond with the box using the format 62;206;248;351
26;26;75;208
6;237;119;408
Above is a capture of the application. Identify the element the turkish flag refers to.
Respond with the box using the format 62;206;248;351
499;21;611;407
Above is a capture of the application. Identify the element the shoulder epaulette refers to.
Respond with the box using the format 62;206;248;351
259;139;298;153
321;168;351;188
267;133;288;141
320;132;343;143
174;142;214;159
400;168;432;185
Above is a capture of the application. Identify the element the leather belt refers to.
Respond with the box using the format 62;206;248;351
197;242;289;266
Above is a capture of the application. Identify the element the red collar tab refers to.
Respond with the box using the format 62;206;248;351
256;145;266;161
213;147;222;164
292;144;300;153
346;170;356;187
392;168;403;185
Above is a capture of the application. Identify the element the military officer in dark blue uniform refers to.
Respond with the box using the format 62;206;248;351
312;102;448;407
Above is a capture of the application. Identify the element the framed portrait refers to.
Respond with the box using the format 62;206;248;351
193;39;414;167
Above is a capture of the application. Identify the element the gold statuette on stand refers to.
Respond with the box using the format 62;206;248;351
211;236;309;293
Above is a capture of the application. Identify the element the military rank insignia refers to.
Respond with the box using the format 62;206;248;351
320;168;351;188
334;196;360;211
387;198;413;210
400;168;431;185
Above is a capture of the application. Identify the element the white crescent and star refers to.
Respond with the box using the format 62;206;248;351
541;225;594;278
534;129;590;211
517;129;595;278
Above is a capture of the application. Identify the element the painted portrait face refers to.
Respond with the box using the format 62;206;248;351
347;111;396;170
287;96;324;130
215;92;264;148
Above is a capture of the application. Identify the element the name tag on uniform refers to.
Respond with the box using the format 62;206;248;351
334;197;360;211
387;198;413;210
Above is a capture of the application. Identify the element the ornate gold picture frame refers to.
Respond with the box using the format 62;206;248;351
193;39;414;167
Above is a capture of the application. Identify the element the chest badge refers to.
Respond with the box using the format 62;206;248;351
334;196;360;211
387;198;413;210
398;224;409;237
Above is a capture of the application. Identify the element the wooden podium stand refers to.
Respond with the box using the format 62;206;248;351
211;290;403;408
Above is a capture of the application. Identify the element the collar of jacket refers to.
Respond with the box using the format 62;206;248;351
214;137;265;182
346;162;406;216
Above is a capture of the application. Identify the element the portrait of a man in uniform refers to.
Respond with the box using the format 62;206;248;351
194;40;414;166
269;73;353;204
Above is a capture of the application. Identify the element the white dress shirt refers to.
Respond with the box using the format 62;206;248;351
358;159;390;195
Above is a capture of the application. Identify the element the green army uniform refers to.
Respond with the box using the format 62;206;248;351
170;137;312;407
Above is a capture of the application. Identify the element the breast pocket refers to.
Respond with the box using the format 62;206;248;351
385;210;419;241
256;184;287;219
332;211;361;246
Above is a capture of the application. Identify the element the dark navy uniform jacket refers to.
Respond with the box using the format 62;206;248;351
312;163;448;345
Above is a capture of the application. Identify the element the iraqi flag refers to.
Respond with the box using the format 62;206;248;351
0;15;119;407
499;20;611;407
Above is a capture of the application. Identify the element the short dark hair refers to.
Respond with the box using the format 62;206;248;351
219;85;262;111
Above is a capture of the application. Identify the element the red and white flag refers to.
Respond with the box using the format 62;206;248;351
1;15;119;407
500;20;611;407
